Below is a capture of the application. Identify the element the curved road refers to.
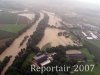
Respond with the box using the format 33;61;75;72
0;12;44;75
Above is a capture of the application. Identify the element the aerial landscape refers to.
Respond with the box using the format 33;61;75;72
0;0;100;75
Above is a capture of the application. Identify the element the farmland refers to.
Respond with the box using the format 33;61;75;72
85;39;100;49
80;48;94;60
0;24;27;33
0;11;32;33
84;39;100;63
0;10;33;48
72;48;100;75
0;11;30;24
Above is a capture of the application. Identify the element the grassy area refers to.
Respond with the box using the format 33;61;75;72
94;64;100;75
80;48;94;60
70;32;78;40
86;39;100;49
22;53;34;67
0;24;27;33
70;48;100;75
72;64;100;75
41;43;51;51
0;11;29;24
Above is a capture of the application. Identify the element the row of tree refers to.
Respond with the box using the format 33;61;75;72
27;13;49;47
0;56;11;74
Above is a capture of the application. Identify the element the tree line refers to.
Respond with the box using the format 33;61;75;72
0;56;11;74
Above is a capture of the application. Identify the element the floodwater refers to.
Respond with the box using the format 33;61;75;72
43;10;62;27
18;13;35;20
37;27;74;49
37;10;74;49
0;13;44;75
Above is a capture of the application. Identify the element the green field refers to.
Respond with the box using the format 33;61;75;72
72;64;100;75
41;43;51;51
0;11;29;34
70;32;78;40
22;53;34;67
0;24;27;33
86;39;100;49
80;48;94;60
71;48;100;75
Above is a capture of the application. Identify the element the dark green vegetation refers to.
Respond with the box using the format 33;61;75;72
80;48;94;60
71;48;100;75
27;13;49;46
84;39;100;63
82;40;100;75
0;56;11;73
22;53;34;67
41;43;51;51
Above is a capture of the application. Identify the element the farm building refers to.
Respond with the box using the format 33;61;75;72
66;50;85;60
33;53;55;66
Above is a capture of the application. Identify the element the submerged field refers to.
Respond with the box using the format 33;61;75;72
37;27;75;49
37;11;76;49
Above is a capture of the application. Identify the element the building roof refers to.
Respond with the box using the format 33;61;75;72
40;60;51;66
66;54;85;60
66;50;85;60
66;50;82;55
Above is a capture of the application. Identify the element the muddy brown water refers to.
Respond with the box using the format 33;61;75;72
37;27;74;49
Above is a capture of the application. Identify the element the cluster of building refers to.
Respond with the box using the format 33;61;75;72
72;29;100;40
72;23;100;40
32;49;85;67
32;52;56;66
82;31;100;40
